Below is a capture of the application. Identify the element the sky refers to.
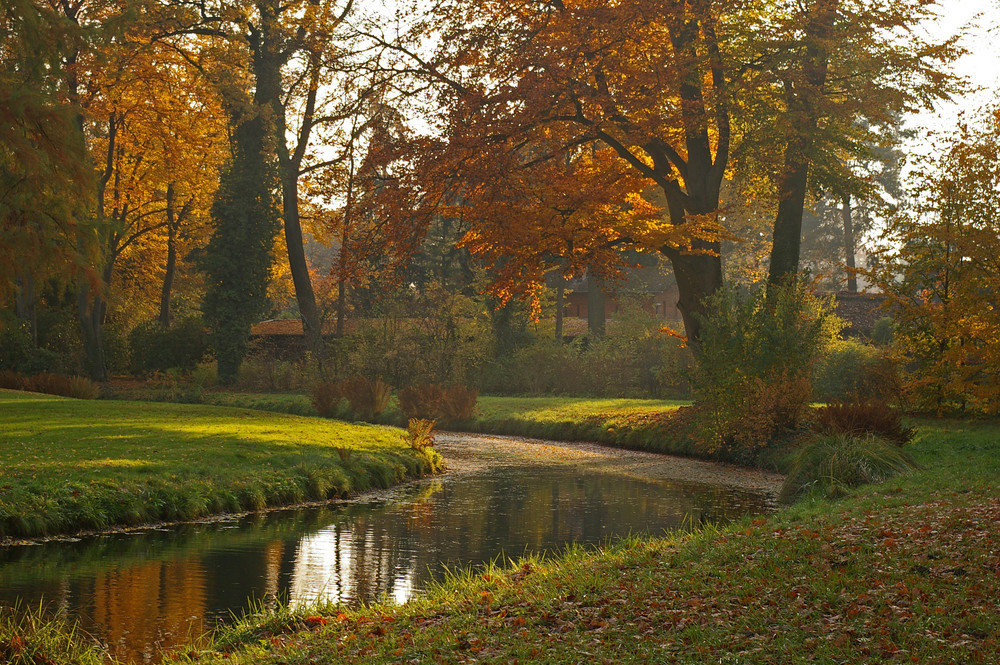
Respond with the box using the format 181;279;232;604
909;0;1000;135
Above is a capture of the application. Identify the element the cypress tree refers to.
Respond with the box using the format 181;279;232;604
201;115;280;383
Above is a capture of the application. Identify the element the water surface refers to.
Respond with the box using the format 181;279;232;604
0;433;778;662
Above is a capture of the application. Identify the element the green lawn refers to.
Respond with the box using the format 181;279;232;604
0;390;439;539
182;416;1000;664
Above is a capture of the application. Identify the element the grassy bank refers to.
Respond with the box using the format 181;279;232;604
0;390;440;539
177;416;999;664
187;392;696;456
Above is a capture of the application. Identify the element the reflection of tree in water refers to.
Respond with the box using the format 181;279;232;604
0;464;771;662
284;468;770;607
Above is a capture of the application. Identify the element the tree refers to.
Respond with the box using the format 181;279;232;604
748;0;960;287
1;2;92;340
872;106;1000;414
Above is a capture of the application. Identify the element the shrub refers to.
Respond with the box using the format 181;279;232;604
398;383;445;420
814;400;914;445
440;384;478;421
780;433;919;503
311;382;343;418
813;339;900;403
0;372;98;399
0;369;26;390
129;317;211;375
406;418;436;451
690;281;840;455
338;377;392;419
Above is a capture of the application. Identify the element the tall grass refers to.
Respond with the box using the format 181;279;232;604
0;603;109;665
780;433;920;503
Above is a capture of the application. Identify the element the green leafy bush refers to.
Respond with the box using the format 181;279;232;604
871;316;894;346
129;317;211;375
813;339;900;402
690;281;839;456
780;433;919;503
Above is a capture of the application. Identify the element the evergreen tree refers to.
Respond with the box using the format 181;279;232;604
201;118;280;382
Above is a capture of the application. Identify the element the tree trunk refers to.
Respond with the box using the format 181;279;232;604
77;288;107;381
842;194;858;293
767;0;839;289
336;279;347;337
158;183;179;327
586;273;606;337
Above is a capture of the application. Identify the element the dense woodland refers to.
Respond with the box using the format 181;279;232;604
2;0;999;418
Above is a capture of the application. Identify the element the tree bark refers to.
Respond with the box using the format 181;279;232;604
842;194;858;293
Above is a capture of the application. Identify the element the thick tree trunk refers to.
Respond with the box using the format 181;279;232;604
768;154;811;285
842;194;858;293
158;183;179;327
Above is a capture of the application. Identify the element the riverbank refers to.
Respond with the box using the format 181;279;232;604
178;416;1000;664
170;391;700;458
0;390;440;541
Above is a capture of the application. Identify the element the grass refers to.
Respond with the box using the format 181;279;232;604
0;603;106;665
0;390;440;539
190;392;696;456
176;416;1000;664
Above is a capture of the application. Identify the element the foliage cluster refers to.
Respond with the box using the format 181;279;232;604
779;433;918;503
812;339;900;403
689;282;839;456
873;106;1000;414
813;400;914;445
405;418;436;451
128;317;212;375
311;377;392;421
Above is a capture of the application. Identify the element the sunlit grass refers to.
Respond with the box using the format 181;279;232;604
0;390;440;539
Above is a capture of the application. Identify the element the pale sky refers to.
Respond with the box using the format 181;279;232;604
910;0;1000;133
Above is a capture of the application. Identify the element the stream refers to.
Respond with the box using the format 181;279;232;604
0;432;781;663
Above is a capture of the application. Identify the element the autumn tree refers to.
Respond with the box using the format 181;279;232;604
369;0;956;346
872;106;1000;414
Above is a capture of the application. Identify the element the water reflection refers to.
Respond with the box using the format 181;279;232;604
0;462;773;663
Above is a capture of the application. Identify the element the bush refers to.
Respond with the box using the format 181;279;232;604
440;384;478;421
311;382;344;418
0;371;98;399
129;317;211;375
398;383;445;420
814;400;914;445
689;281;840;455
780;433;919;503
406;418;436;450
0;321;58;374
338;377;392;419
813;339;900;403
